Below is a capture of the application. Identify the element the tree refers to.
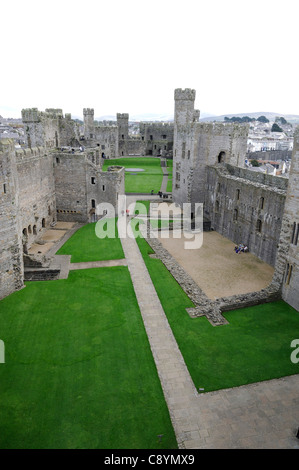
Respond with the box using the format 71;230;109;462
257;116;269;123
271;123;283;132
275;116;287;125
251;159;260;167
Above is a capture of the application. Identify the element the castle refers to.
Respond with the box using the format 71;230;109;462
173;89;298;311
0;89;298;312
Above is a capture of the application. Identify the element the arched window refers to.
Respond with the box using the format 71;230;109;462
217;151;226;163
291;222;296;244
285;263;293;285
259;197;265;210
294;223;299;246
256;219;262;233
233;209;238;221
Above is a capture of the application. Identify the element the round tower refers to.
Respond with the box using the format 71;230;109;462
83;108;95;140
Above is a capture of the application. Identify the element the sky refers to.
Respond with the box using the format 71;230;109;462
1;0;299;119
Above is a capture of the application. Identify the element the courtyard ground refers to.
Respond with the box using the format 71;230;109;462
1;218;298;448
157;230;274;299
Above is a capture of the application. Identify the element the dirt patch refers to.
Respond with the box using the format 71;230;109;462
54;222;75;230
28;242;55;255
41;229;67;242
157;230;274;300
28;228;68;255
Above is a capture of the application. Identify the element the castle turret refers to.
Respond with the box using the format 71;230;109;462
174;88;196;127
117;113;129;140
83;108;95;141
117;113;129;156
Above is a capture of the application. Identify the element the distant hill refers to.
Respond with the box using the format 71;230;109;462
199;112;299;124
78;111;299;124
95;113;174;122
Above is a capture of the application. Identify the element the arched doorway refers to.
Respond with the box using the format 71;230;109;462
217;151;226;163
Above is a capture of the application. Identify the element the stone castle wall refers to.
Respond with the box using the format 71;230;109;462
54;149;125;223
22;108;80;149
16;146;57;251
173;88;249;207
204;164;286;266
247;149;292;162
273;128;299;310
0;140;24;299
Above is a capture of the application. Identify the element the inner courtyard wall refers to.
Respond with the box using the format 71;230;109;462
0;140;24;299
16;146;57;251
204;164;286;266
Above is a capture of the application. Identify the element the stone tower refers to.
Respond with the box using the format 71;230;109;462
117;113;129;140
22;108;42;148
173;88;248;208
117;113;129;156
0;139;24;299
272;126;299;311
174;88;197;127
83;108;95;141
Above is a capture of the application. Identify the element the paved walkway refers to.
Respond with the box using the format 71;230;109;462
160;158;170;194
120;206;299;449
69;259;127;270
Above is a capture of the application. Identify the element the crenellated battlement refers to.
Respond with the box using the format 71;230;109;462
196;121;249;137
15;146;46;160
22;108;65;123
45;108;63;118
83;108;94;116
22;108;41;123
117;113;129;120
174;88;196;101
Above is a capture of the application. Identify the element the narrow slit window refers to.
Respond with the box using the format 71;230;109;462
285;264;293;285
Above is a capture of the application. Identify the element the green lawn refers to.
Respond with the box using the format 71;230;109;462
56;220;124;263
102;157;163;193
135;234;299;392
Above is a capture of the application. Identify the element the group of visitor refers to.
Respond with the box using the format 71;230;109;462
234;243;248;254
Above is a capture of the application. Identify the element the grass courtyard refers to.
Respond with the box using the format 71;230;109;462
56;220;124;263
1;217;298;448
135;233;299;393
0;225;177;449
102;157;163;193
